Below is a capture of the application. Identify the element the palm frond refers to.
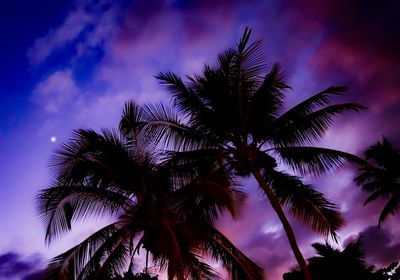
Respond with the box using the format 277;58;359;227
174;166;245;222
378;193;400;226
354;166;384;189
78;226;136;279
363;189;389;206
248;63;289;140
311;242;338;258
271;103;366;146
50;129;136;189
140;102;208;152
36;186;129;243
217;49;236;76
182;252;219;280
235;27;266;79
264;170;345;240
200;221;264;280
356;137;400;225
162;148;224;187
119;101;146;145
44;223;119;279
277;86;348;119
273;146;367;176
93;240;130;279
155;72;209;120
364;137;400;167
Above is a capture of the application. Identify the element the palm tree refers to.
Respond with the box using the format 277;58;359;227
143;28;366;280
283;240;400;280
355;137;400;226
36;102;264;280
282;240;374;280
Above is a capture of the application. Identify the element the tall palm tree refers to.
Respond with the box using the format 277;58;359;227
355;137;400;226
143;28;366;280
36;102;264;280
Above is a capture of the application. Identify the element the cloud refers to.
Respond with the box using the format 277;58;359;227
359;226;400;266
27;0;120;65
0;252;44;280
22;271;44;280
280;0;400;142
32;69;79;113
27;8;92;64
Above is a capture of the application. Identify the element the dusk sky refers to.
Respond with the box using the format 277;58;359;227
0;0;399;279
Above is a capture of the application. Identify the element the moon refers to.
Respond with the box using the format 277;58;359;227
50;136;57;143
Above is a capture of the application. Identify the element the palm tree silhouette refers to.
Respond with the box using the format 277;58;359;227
283;240;375;280
355;137;400;226
146;28;366;280
36;102;263;280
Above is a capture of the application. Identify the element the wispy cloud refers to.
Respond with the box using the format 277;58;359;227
359;226;400;265
27;9;92;64
27;0;120;65
32;69;79;113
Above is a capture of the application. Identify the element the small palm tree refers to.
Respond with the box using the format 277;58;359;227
144;28;366;280
283;240;374;280
355;137;400;226
36;102;263;280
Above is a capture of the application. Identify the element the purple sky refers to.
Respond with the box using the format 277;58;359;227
0;0;399;279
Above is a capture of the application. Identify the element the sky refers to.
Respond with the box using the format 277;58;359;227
0;0;399;279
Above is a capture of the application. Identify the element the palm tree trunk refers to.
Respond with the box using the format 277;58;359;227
251;168;312;280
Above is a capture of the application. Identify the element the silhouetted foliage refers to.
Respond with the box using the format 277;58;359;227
36;103;263;279
111;272;158;280
355;137;400;225
145;27;366;280
373;262;400;280
283;240;400;280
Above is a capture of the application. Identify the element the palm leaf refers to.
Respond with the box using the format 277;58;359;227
36;186;129;243
248;63;289;140
235;27;266;79
273;146;367;176
275;86;348;120
155;72;209;120
378;193;400;226
173;166;244;222
50;129;135;188
264;170;345;240
271;103;366;146
140;102;207;151
355;137;400;225
93;240;130;279
44;223;119;279
200;221;264;280
181;252;219;280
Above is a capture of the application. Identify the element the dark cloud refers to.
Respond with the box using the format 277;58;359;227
0;252;44;279
279;0;400;144
22;270;44;280
359;226;400;266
